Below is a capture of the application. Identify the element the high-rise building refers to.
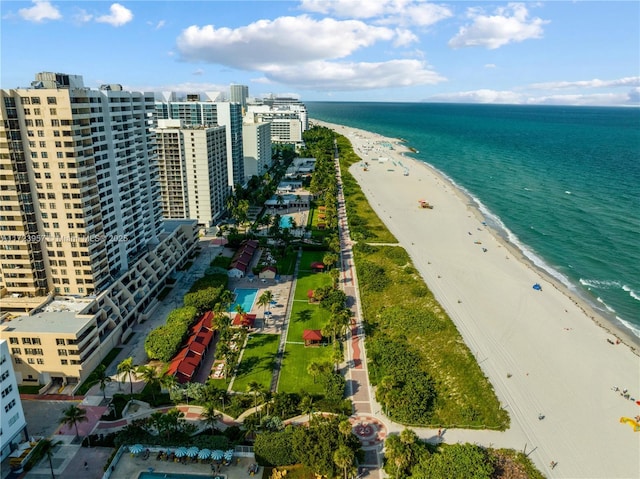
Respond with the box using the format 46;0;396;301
0;72;162;306
229;84;249;111
242;122;272;181
155;120;229;227
155;94;244;188
0;339;28;462
245;96;308;147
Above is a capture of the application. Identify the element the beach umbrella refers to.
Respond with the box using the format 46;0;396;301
264;311;272;316
211;449;224;460
187;446;199;457
198;448;212;460
175;447;188;458
270;300;277;305
129;444;144;454
224;449;234;461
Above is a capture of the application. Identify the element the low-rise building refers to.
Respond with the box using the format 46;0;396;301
0;220;198;389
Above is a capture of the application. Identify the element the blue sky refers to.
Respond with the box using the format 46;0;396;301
2;1;639;106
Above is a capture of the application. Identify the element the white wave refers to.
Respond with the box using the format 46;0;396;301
596;297;616;313
623;285;640;302
616;316;640;339
579;278;623;289
565;191;571;195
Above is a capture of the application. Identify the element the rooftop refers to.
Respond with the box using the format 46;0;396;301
0;311;94;335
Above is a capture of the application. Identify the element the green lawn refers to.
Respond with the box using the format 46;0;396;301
232;334;280;392
287;302;331;342
278;343;333;395
293;270;333;301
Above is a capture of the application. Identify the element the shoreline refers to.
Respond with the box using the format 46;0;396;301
315;119;639;352
313;119;640;478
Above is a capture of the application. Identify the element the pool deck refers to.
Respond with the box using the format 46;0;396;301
111;452;262;479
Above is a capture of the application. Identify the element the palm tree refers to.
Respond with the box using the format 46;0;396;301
333;445;355;479
299;395;313;423
338;418;353;438
307;361;322;384
159;372;178;395
40;438;63;479
201;402;221;434
95;364;112;400
331;343;343;373
256;292;270;325
60;404;88;439
117;357;136;397
136;365;160;403
247;381;263;417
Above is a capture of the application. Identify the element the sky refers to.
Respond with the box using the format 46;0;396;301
1;0;639;106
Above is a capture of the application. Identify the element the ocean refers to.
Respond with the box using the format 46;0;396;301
307;102;640;340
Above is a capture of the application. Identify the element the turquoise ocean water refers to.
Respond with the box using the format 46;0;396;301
307;102;640;340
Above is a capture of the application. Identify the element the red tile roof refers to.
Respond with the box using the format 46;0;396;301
303;329;323;341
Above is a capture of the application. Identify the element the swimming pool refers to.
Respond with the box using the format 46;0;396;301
229;288;258;312
279;215;294;228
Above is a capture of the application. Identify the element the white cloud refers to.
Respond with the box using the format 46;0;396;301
529;77;640;90
96;3;133;27
261;59;446;91
192;69;204;76
428;89;524;104
426;87;640;107
72;9;93;23
177;15;394;68
484;63;497;69
393;28;418;47
300;0;453;27
449;3;548;49
155;20;166;29
18;0;61;23
125;82;229;95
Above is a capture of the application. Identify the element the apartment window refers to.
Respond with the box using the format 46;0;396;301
51;119;60;127
31;97;41;104
1;385;13;398
24;108;31;115
41;152;48;158
9;338;18;345
57;152;63;158
21;97;30;104
35;119;44;127
32;338;41;345
50;108;57;115
24;348;43;355
37;130;44;137
14;358;22;365
37;358;44;365
4;399;16;413
53;130;60;137
21;338;31;345
56;338;65;345
47;97;57;105
27;130;34;137
58;349;67;356
11;348;21;355
27;358;35;364
60;359;68;365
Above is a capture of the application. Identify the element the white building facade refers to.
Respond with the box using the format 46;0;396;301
155;120;229;227
242;122;272;181
154;95;244;188
0;339;28;462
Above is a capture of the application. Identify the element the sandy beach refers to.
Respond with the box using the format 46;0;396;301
315;120;640;478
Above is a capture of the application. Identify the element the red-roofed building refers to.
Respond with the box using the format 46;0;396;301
310;262;325;272
166;310;217;383
228;240;260;278
259;266;277;279
303;329;323;346
232;313;256;328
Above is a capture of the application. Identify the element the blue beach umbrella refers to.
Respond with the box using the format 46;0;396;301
129;444;144;454
187;446;199;457
224;449;234;461
211;449;224;460
175;447;188;458
198;448;212;460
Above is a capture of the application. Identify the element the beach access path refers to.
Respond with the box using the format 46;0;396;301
317;120;640;479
